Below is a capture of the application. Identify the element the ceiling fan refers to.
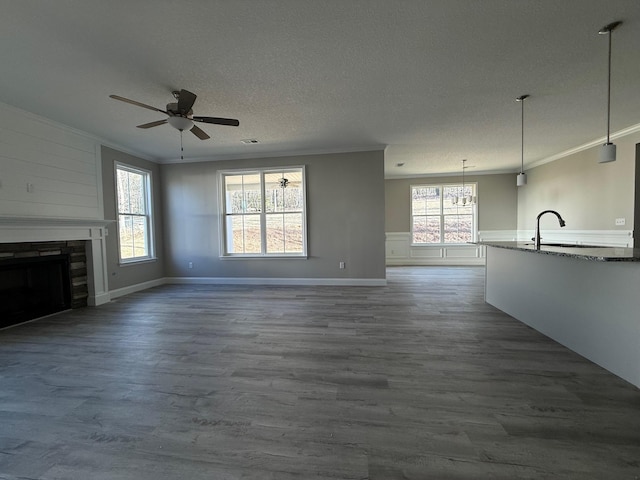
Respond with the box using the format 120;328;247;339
109;89;239;140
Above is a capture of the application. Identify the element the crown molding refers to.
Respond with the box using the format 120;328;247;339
158;145;386;164
526;122;640;170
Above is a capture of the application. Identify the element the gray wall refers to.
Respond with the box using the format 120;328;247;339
385;173;517;232
635;143;640;247
101;146;165;290
161;150;386;280
517;131;639;231
486;245;640;388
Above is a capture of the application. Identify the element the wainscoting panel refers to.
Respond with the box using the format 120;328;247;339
385;232;490;266
385;229;632;266
444;246;480;258
385;232;411;259
515;230;633;248
411;248;444;259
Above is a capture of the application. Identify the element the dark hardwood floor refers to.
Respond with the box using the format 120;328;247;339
1;266;639;479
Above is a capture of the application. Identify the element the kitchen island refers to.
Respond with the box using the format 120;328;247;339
483;242;640;388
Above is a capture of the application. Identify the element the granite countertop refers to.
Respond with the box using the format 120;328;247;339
480;241;640;262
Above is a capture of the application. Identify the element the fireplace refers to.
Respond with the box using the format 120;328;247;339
0;217;111;309
0;241;89;328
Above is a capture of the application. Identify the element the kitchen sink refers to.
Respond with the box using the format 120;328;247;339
524;243;599;248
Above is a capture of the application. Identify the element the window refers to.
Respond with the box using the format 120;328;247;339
221;167;306;256
411;183;477;244
115;163;154;263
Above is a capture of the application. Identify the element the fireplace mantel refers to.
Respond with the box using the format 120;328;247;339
0;216;113;306
0;216;112;242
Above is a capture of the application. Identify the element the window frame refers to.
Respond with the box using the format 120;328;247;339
114;162;155;265
410;182;478;245
218;166;308;258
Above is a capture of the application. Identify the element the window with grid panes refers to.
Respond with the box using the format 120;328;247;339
221;167;306;256
411;183;477;244
115;163;154;263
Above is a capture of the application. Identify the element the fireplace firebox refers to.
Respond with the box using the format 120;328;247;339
0;254;73;328
0;239;90;327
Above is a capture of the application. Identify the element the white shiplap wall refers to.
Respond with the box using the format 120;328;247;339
0;102;102;219
0;102;112;306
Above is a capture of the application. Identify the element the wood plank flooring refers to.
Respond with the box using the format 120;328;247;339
1;266;639;479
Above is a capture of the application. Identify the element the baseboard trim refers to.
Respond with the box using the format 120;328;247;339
107;276;387;299
88;292;111;306
109;278;165;300
386;259;486;266
164;277;387;287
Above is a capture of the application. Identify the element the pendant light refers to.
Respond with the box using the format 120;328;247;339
516;94;529;186
452;159;475;205
598;20;622;164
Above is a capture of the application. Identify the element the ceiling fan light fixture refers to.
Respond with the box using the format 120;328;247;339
167;116;194;131
110;89;240;141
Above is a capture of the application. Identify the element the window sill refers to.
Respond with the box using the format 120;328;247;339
410;243;476;247
220;254;308;260
119;257;157;267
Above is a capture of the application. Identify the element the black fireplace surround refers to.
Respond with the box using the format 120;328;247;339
0;241;88;329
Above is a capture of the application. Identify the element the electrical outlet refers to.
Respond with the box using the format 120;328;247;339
615;218;625;226
188;262;193;269
339;261;345;269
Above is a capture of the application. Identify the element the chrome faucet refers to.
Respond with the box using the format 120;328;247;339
534;210;566;249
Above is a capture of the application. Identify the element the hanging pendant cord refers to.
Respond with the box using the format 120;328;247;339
599;21;622;144
521;98;524;173
516;95;529;174
606;30;612;144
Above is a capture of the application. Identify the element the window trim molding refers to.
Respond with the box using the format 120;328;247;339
218;165;308;258
114;161;156;265
410;181;478;246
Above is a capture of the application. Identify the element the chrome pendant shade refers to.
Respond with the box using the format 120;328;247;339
599;142;616;164
516;172;527;187
598;20;622;164
452;159;476;205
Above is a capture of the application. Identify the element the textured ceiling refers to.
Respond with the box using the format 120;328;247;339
1;1;639;177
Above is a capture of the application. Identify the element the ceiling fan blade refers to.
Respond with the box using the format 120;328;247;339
190;125;210;140
109;95;167;114
137;119;168;129
177;89;197;114
193;116;240;127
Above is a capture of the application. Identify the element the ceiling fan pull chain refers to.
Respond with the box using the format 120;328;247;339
180;130;184;161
